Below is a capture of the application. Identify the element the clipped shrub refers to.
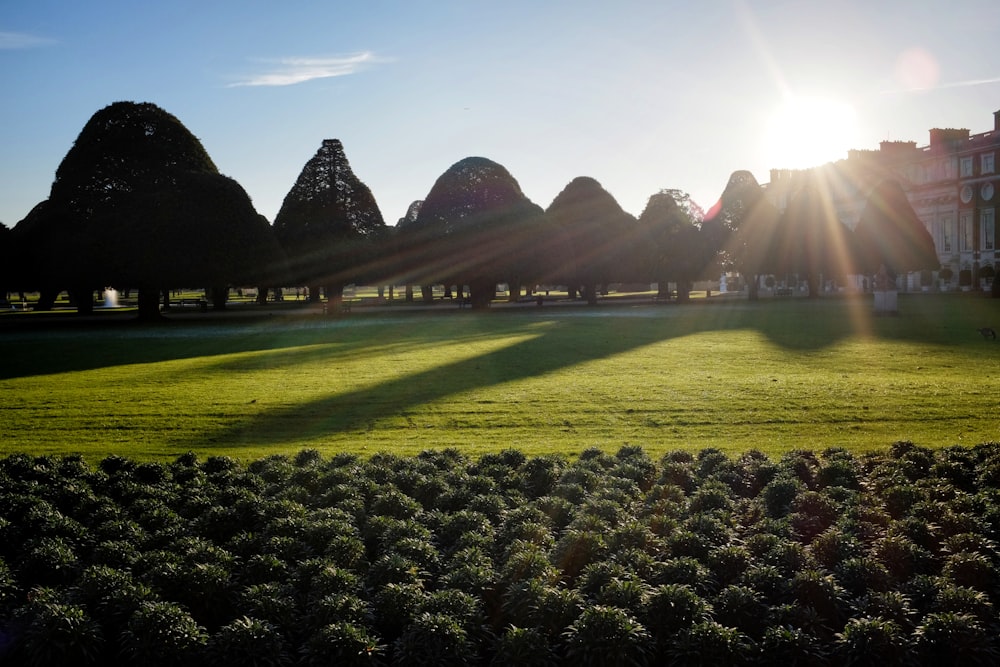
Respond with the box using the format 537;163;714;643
640;583;710;637
713;584;768;638
761;474;803;517
491;625;558;667
393;612;477;666
563;604;652;667
759;625;828;665
300;621;385;667
836;617;910;665
120;601;208;667
914;612;1000;666
206;616;291;667
941;551;996;591
667;620;753;666
15;600;104;666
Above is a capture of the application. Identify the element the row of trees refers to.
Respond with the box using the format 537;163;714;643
1;101;943;318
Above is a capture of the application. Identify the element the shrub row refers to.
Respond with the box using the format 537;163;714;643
2;442;1000;665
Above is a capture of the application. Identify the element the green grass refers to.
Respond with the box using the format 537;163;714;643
1;294;998;462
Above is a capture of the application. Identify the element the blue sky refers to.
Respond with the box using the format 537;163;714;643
3;0;1000;229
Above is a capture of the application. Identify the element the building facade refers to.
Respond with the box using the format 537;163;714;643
763;109;1000;290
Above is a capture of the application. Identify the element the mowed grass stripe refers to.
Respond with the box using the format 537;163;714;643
1;295;998;461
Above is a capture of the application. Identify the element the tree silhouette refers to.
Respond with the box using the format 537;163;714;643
546;177;638;304
12;101;278;318
707;171;781;300
272;139;386;309
0;223;12;299
773;181;858;298
853;180;938;278
413;157;546;308
638;190;710;302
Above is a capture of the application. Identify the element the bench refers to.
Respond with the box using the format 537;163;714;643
176;298;208;311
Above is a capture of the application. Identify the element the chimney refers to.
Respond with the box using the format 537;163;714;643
994;110;1000;133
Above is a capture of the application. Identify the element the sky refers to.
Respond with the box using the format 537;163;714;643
3;0;1000;230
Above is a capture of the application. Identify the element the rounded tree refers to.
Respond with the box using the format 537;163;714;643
546;177;638;304
272;139;386;309
639;189;713;302
413;157;546;308
12;101;279;318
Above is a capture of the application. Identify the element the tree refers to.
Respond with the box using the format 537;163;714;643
853;180;939;279
272;139;387;310
706;171;781;300
773;179;858;298
412;157;547;308
12;101;279;319
0;223;12;300
638;190;712;302
546;177;638;304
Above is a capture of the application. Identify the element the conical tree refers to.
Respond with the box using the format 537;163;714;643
773;180;858;298
546;177;638;304
707;171;781;300
413;157;546;308
12;101;279;318
272;139;386;309
853;179;938;278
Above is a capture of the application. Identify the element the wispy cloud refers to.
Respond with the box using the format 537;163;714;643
228;52;385;87
0;30;55;49
882;75;1000;95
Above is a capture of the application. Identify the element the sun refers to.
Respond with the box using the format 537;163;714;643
763;95;859;170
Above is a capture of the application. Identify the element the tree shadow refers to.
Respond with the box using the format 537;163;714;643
175;299;904;448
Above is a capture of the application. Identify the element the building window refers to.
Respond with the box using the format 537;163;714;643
983;153;996;175
960;211;974;251
983;209;996;251
944;158;956;179
941;216;953;252
961;156;974;177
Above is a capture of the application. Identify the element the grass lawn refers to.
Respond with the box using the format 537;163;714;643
1;294;998;462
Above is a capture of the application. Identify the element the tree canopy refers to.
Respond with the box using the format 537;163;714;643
272;139;386;304
708;171;782;299
546;176;638;304
773;180;858;297
12;101;278;317
638;190;711;301
853;180;939;276
409;157;546;307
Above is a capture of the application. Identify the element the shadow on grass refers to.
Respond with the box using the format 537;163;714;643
171;294;994;448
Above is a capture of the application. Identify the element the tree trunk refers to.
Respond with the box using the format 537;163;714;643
421;285;434;303
508;281;520;302
210;286;228;310
36;289;58;311
256;287;268;305
307;285;321;303
325;282;344;314
137;288;163;321
469;278;494;309
747;274;759;301
72;288;95;315
676;281;692;303
405;285;414;302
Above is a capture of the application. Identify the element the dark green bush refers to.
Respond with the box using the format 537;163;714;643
563;604;652;667
6;446;1000;665
206;616;292;667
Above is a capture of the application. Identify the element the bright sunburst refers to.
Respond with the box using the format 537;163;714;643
763;95;859;169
